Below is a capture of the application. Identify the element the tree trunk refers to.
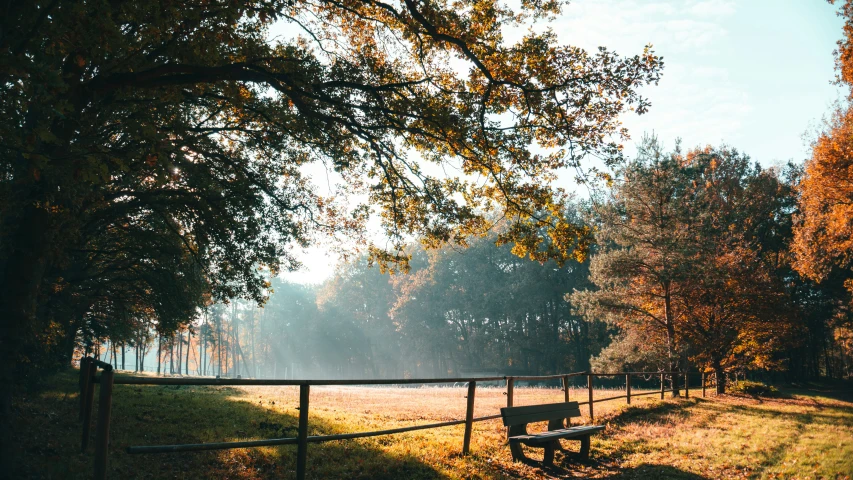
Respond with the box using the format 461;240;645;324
201;312;207;375
823;339;833;379
177;332;183;375
60;318;80;368
231;302;239;377
185;331;191;375
713;360;726;394
663;283;681;397
156;335;162;375
251;307;259;378
218;316;223;377
0;192;53;477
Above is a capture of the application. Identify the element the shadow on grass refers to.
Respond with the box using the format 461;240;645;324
12;371;447;480
600;463;708;479
112;384;449;480
513;448;708;479
605;398;696;428
784;379;853;403
699;398;853;428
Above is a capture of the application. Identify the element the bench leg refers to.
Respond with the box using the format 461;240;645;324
507;424;530;464
543;441;559;466
509;442;527;463
578;434;590;459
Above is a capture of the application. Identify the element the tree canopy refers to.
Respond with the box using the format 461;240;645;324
0;0;662;361
571;137;796;393
791;0;853;369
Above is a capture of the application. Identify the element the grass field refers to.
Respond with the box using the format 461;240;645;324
10;371;853;479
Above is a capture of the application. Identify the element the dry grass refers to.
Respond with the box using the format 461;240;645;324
11;371;853;479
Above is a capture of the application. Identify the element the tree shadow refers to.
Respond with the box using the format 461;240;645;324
12;372;447;479
785;380;853;403
697;398;853;428
107;384;448;479
600;463;708;479
605;398;695;428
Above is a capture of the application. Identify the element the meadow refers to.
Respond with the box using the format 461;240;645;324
11;371;853;479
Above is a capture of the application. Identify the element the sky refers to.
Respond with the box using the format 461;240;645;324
282;0;846;285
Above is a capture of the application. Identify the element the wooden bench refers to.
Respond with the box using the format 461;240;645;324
500;401;604;466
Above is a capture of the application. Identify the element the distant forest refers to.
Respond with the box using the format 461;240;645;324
94;137;851;388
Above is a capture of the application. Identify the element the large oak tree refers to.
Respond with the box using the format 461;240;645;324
1;1;662;470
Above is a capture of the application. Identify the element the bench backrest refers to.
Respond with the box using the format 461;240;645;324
500;401;581;426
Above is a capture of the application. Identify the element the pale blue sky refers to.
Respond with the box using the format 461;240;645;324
554;0;844;163
283;0;846;284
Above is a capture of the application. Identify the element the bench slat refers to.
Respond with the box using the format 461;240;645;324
502;408;581;426
500;401;581;426
508;425;605;445
502;401;579;416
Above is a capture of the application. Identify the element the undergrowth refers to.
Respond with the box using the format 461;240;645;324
729;380;784;398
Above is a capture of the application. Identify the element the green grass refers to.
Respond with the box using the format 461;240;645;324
10;371;853;479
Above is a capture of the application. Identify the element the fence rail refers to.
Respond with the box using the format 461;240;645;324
77;360;717;480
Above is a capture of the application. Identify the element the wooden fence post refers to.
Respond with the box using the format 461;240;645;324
505;378;514;440
684;372;689;399
81;360;97;451
562;375;570;403
626;374;631;405
660;373;665;400
462;381;476;455
702;372;706;398
94;368;114;480
587;373;593;422
296;384;310;480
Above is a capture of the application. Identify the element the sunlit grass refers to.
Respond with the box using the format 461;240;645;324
11;371;853;479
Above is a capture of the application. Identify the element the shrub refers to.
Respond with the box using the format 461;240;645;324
729;380;782;397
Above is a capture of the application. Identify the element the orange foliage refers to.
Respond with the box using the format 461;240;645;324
793;106;853;290
793;2;853;296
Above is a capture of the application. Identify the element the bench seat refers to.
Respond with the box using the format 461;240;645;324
509;424;605;445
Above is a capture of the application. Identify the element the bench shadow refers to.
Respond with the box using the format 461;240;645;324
528;453;707;479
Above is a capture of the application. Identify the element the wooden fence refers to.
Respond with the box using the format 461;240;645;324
77;358;716;480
